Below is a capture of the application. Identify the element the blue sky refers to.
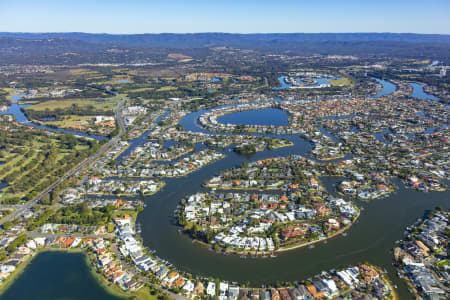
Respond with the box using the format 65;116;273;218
1;0;449;34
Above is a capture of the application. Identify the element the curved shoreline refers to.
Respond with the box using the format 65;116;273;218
0;252;35;296
276;210;360;253
182;208;361;256
383;274;400;300
0;248;134;300
3;90;447;300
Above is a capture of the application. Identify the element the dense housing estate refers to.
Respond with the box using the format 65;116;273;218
0;35;448;300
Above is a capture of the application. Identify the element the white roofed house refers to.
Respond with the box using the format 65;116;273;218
26;240;37;250
0;265;15;273
182;280;195;294
322;279;338;296
228;285;240;300
33;237;46;247
71;238;82;248
218;282;229;300
207;281;216;297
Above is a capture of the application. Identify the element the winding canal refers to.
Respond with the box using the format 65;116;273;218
137;108;449;300
370;78;396;98
409;82;440;101
3;79;448;299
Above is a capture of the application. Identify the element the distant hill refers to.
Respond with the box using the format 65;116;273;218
1;32;450;48
0;32;449;64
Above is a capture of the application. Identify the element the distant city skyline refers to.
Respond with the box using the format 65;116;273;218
1;0;450;34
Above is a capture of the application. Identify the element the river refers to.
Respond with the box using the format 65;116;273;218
136;109;448;300
370;78;396;98
409;83;440;101
272;75;336;90
273;75;399;100
3;80;448;299
0;94;106;140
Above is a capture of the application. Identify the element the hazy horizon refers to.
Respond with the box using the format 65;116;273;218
1;0;449;35
1;31;450;35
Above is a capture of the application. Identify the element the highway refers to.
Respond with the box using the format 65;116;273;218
1;99;126;225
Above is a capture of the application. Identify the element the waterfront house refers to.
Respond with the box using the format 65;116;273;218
193;282;205;297
206;282;216;297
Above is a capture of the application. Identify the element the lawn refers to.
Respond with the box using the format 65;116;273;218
25;98;118;112
412;59;431;65
329;77;353;87
156;86;177;92
40;115;93;128
134;286;159;300
128;87;155;93
2;88;26;100
0;137;79;201
0;150;37;182
69;68;102;76
0;124;95;204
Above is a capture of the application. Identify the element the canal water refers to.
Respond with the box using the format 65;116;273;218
409;83;440;101
272;76;336;90
4;81;448;299
272;75;292;90
370;78;396;98
296;77;336;87
0;251;126;300
138;101;447;298
137;109;449;299
273;75;399;100
217;108;289;126
115;111;170;163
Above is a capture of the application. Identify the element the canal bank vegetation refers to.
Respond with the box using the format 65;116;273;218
0;90;8;107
